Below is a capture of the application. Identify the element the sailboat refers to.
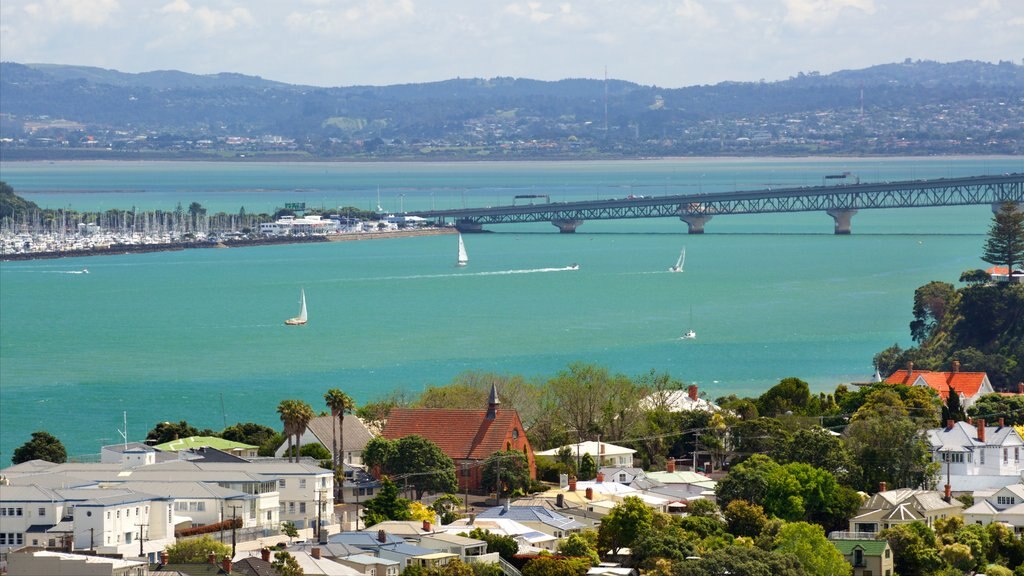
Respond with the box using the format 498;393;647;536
285;289;308;326
669;247;686;272
456;234;468;267
681;305;696;339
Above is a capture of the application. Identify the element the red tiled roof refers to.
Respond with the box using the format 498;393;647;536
885;369;988;400
986;266;1024;275
382;408;526;461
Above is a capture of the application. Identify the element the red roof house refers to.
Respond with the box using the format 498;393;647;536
381;384;536;491
884;361;995;409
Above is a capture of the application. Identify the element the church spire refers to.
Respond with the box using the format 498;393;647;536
486;383;500;419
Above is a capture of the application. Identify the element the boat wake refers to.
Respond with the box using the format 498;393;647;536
364;266;579;282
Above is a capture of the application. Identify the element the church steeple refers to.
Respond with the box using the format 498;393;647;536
486;383;501;420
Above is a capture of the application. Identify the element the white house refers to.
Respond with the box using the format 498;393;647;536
848;488;963;534
639;385;719;413
927;420;1024;491
963;483;1024;532
535;441;635;468
6;549;148;576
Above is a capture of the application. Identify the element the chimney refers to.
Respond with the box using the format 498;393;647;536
906;361;914;374
311;547;321;560
999;417;1005;429
952;360;960;373
208;553;217;565
946;419;954;430
422;520;432;533
978;419;986;443
568;476;577;492
585;487;594;500
160;552;169;566
261;548;271;562
688;385;698;401
222;557;233;573
1018;382;1024;394
666;458;676;473
556;494;565;508
596;472;604;483
377;529;387;543
944;484;952;502
879;481;887;493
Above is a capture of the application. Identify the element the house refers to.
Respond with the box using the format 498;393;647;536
288;548;363;576
986;265;1024;283
963;483;1024;532
334;553;401;576
6;549;150;576
475;505;584;539
829;535;894;576
639;385;720;413
644;459;717;501
273;415;375;466
440;517;559;551
416;532;498;565
848;487;963;534
535;441;635;468
154;436;259;459
884;361;995;410
381;384;535;491
376;542;458;570
927;419;1024;491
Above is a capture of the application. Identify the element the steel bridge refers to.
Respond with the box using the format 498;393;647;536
407;173;1024;234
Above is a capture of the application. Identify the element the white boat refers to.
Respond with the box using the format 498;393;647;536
456;234;468;267
285;289;308;326
81;268;89;274
681;305;696;339
669;247;685;272
567;263;579;270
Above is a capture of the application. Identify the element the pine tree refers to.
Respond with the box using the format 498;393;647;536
982;203;1024;282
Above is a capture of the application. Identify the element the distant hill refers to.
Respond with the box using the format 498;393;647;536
2;60;1021;158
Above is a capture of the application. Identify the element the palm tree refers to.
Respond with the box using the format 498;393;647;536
277;399;315;463
324;389;355;502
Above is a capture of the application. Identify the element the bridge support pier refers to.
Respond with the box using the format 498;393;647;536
455;220;485;233
826;209;858;235
552;219;583;233
679;215;713;234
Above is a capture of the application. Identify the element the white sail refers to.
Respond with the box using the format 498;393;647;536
457;234;469;266
669;246;685;272
285;289;308;325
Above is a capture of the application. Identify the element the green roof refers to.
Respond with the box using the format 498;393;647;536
831;539;889;556
154;436;257;452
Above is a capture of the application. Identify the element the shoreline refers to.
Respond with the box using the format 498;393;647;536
0;227;457;262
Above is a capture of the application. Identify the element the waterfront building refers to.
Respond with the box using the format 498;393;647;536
639;385;720;414
273;415;375;467
535;441;635;469
884;361;994;410
259;215;339;236
963;483;1024;531
927;420;1024;491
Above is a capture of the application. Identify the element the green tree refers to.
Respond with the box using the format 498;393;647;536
363;435;456;498
464;528;519;561
960;268;991;286
756;377;814;416
325;388;356;501
598;495;654;555
843;389;937;492
481;450;532;497
723;499;769;538
778;427;858;484
277;399;315;463
578;452;596;481
909;281;957;343
281;521;299;542
941;383;966;423
982;202;1024;280
521;556;590;576
730;417;792;463
273;550;304;576
430;494;464;524
773;522;851;576
12;431;67;464
673;545;807;576
363;477;412;526
220;422;277;448
630;523;697;568
557;532;601;566
0;181;39;219
878;522;944;576
165;535;231;563
146;420;200;444
968;393;1024;426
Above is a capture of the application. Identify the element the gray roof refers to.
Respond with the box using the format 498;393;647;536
300;415;375;454
330;532;405;548
102;442;156;454
477;506;583;530
337;554;400;566
926;421;1023;450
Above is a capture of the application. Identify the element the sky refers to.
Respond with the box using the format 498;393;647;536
1;0;1022;88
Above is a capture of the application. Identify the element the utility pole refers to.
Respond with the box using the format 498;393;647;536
228;504;242;558
316;489;325;544
134;522;148;559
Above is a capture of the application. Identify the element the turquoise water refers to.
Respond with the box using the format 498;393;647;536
1;157;1022;459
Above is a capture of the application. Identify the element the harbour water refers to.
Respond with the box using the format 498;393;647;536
1;156;1022;459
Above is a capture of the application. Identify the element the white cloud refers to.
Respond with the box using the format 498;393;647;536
675;0;718;29
160;0;191;15
783;0;875;28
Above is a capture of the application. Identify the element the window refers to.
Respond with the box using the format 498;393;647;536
512;428;519;439
38;508;45;517
125;531;133;544
981;449;985;465
288;502;295;514
280;504;286;514
854;549;865;567
1005;448;1010;464
885;549;890;558
997;496;1016;505
280;479;287;489
618;473;627;482
267;511;273;521
941;452;964;463
300;479;307;489
1016;447;1020;463
299;502;306;514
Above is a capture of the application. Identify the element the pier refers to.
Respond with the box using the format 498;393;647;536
408;174;1024;234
